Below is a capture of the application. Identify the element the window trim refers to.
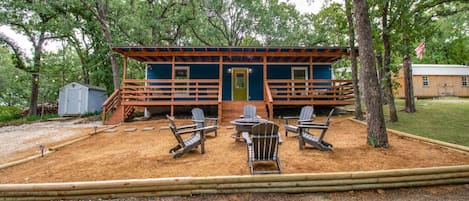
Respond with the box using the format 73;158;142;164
174;66;190;96
422;75;429;87
462;75;468;87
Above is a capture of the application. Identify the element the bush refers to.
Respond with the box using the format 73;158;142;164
0;106;22;122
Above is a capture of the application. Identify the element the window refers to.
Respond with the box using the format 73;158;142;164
175;66;189;95
423;75;429;87
462;76;468;87
291;67;308;93
235;72;245;88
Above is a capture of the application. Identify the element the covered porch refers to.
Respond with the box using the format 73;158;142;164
103;46;355;124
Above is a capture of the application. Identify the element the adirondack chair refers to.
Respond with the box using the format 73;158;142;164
283;106;314;136
297;108;335;151
166;115;206;159
191;108;218;137
240;104;260;119
244;122;282;174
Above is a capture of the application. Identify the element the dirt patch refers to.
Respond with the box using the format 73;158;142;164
0;118;103;164
0;115;468;183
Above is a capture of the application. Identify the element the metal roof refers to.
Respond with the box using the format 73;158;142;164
412;64;469;75
112;46;353;63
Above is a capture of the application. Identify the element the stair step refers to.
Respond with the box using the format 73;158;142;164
221;101;268;121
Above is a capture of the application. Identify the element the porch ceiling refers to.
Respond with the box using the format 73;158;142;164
112;46;355;63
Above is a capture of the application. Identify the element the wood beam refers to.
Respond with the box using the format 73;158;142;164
171;56;175;116
121;51;347;58
123;56;128;82
309;56;313;81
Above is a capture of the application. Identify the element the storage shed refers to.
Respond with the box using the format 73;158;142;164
58;82;107;116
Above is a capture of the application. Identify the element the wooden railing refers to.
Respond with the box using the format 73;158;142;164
121;79;220;105
102;89;121;122
266;79;354;105
264;82;274;119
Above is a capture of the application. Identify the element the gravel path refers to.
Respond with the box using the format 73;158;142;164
0;118;103;164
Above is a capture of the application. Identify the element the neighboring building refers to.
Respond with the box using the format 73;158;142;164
58;82;107;116
103;46;356;124
395;64;469;98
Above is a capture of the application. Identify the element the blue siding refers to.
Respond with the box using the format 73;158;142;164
186;64;219;79
222;66;232;100
147;64;171;79
146;63;219;79
222;64;263;101
267;64;332;80
313;64;332;79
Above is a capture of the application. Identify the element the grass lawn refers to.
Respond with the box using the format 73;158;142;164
383;98;469;146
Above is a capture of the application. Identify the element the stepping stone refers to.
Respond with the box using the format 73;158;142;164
142;127;155;131
124;128;137;132
104;129;117;133
159;126;169;131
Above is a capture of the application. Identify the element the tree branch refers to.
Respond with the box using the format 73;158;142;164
0;32;27;71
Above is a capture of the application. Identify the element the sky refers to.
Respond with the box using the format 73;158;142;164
1;0;335;56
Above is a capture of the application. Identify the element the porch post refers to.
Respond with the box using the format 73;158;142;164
309;56;313;81
123;56;128;84
218;56;223;121
171;56;175;116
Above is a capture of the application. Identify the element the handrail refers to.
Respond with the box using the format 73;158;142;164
264;82;274;119
266;79;354;102
121;79;220;103
102;89;121;122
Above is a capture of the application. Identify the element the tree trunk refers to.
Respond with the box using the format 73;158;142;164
382;0;398;122
29;72;39;115
353;0;388;148
95;0;120;90
403;55;416;113
345;0;363;120
376;52;386;104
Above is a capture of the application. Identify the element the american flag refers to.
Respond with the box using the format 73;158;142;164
415;42;425;59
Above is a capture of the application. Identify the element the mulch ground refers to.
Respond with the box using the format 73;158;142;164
0;115;468;183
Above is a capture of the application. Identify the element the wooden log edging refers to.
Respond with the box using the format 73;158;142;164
0;125;117;170
348;118;469;153
1;165;469;200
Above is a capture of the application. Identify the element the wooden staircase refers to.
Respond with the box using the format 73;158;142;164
102;89;135;125
221;101;268;122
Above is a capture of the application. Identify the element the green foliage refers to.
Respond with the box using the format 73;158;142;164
385;98;469;146
0;106;21;122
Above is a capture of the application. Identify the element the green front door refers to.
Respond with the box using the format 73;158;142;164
232;68;248;100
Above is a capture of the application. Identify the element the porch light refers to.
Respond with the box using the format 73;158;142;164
248;68;252;73
228;68;232;73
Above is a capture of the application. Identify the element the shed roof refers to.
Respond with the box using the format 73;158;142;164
412;64;469;75
112;46;354;63
64;82;106;91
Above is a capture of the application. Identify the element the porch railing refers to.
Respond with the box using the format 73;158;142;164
102;89;120;122
121;79;220;105
266;79;354;104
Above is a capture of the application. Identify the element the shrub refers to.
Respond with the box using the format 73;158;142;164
0;106;22;122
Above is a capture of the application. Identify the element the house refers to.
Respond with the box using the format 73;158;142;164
103;46;355;124
395;64;469;98
58;82;107;116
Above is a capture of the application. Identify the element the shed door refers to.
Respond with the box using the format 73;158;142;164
66;88;81;114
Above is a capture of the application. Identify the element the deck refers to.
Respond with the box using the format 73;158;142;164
102;79;354;124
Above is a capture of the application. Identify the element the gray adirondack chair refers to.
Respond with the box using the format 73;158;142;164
240;104;260;119
297;108;335;151
244;122;282;174
283;106;314;136
166;115;206;159
191;108;218;137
